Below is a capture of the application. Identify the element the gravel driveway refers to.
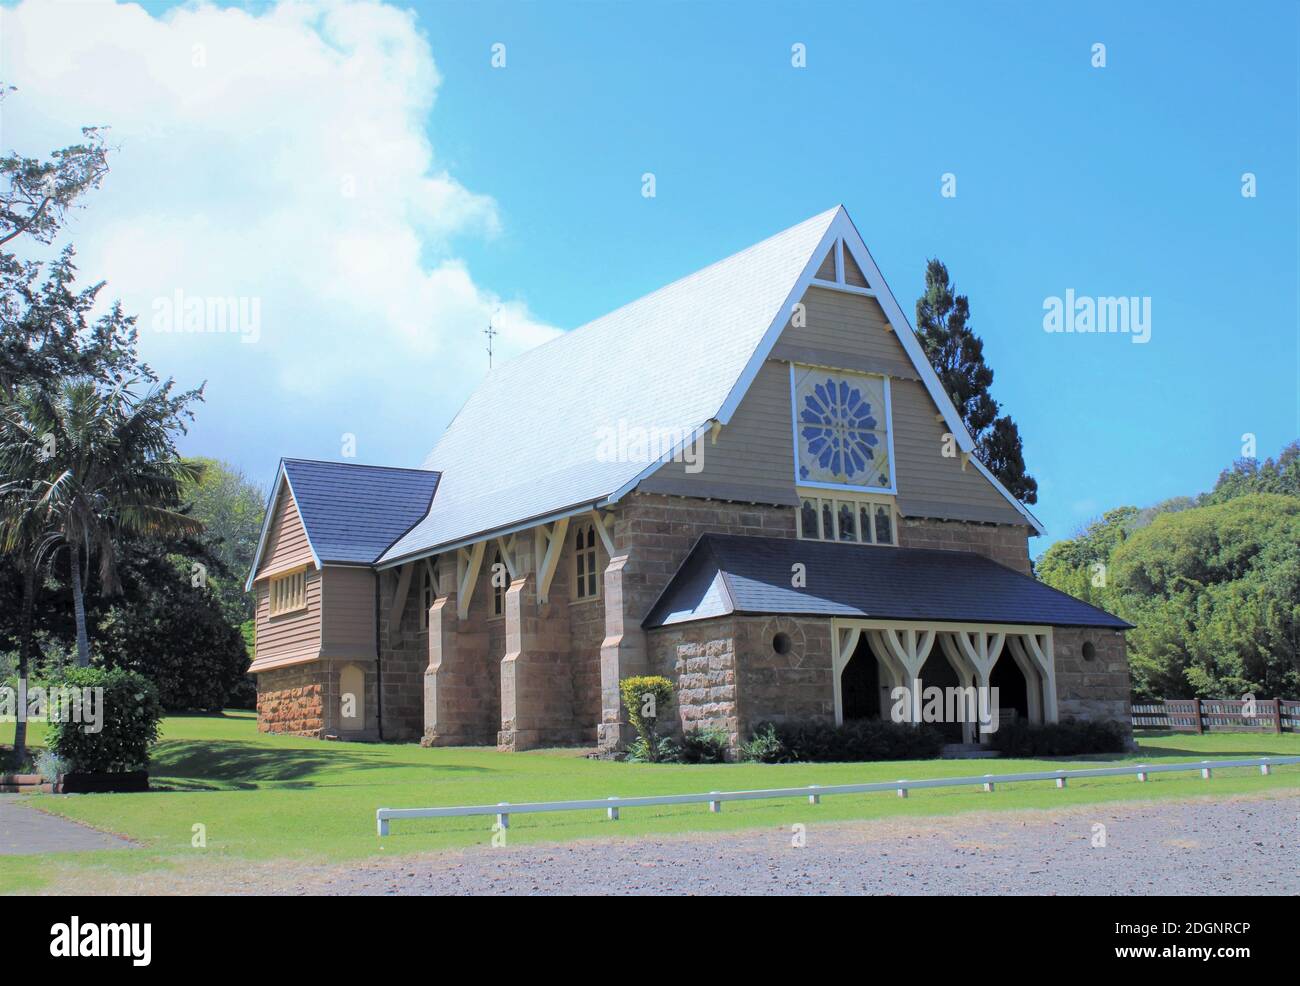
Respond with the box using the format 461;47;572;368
248;792;1299;896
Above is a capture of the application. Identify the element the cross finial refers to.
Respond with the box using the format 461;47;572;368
484;307;500;368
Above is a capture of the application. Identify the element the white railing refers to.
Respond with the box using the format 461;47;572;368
375;755;1300;836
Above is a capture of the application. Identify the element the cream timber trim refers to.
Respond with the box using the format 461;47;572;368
244;462;323;591
496;534;519;581
376;498;606;571
590;509;616;556
768;342;919;381
830;618;1057;732
388;562;414;631
248;650;319;674
533;517;570;605
456;541;486;619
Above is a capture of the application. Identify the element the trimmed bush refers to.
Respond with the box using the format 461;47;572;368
678;725;731;764
989;717;1129;757
619;675;675;762
741;718;946;763
45;667;164;775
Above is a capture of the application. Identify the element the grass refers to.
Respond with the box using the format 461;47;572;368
2;711;1298;894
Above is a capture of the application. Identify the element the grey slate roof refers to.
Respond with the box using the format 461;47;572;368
378;207;842;564
281;459;440;564
643;534;1132;630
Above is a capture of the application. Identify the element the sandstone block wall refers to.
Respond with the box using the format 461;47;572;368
897;516;1033;575
256;663;324;737
1053;626;1132;731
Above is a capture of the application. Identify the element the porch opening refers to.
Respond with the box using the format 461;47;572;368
840;635;882;721
990;655;1029;726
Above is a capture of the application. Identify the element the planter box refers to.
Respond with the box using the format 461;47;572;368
58;771;149;794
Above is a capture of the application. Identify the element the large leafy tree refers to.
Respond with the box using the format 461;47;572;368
915;259;1038;504
2;376;203;666
0;109;116;763
181;457;266;623
1039;441;1300;700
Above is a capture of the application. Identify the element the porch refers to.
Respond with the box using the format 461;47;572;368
830;619;1058;743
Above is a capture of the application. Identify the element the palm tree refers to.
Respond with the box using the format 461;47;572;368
1;378;203;667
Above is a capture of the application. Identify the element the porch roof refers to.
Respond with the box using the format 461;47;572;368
642;534;1133;630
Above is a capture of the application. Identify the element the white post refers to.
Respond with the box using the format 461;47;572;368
808;785;821;805
982;777;995;792
1260;763;1272;776
607;797;620;820
897;782;908;799
709;791;722;813
1056;775;1067;789
377;813;389;837
497;803;510;828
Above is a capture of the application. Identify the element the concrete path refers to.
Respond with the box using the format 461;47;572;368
0;795;135;854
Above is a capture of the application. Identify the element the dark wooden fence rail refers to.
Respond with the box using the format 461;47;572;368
1132;698;1299;733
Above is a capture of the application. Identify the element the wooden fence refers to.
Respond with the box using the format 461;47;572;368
1131;698;1300;733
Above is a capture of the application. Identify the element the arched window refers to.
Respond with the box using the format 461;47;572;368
491;549;507;617
419;558;438;630
573;523;599;600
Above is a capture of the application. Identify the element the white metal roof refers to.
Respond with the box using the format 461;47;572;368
379;205;1041;567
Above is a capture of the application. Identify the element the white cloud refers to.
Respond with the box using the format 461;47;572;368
0;0;558;470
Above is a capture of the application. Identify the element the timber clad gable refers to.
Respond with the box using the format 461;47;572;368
248;206;1132;750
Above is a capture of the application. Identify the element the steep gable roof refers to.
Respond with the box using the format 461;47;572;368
379;205;1041;566
644;534;1131;630
245;459;439;588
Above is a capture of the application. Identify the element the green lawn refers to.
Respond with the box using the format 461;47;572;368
3;711;1298;894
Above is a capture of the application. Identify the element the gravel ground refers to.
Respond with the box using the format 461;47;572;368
205;791;1297;896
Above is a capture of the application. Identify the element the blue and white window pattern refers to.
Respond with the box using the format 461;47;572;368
792;365;891;491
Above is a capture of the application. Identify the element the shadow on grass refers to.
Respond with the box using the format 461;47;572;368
147;740;494;791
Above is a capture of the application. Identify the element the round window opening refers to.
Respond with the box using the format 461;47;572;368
1081;641;1097;662
772;632;793;656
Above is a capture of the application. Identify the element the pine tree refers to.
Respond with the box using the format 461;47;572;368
915;259;1038;504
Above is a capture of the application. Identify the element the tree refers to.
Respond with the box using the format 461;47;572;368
1110;494;1300;699
0;110;110;249
181;458;266;623
1204;441;1300;505
915;259;1038;504
2;376;203;666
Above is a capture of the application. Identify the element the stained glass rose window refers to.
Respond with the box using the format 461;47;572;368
793;365;891;489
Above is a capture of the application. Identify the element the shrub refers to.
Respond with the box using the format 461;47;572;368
34;749;68;782
625;736;680;763
45;667;164;774
678;725;731;764
619;675;675;762
741;718;946;763
989;717;1129;757
739;722;786;763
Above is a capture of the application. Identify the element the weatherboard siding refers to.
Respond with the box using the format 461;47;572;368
320;566;377;660
638;358;796;504
257;486;314;576
641;286;1027;527
252;569;322;668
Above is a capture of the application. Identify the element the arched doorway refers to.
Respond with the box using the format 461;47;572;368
990;657;1029;726
917;652;964;742
340;663;366;732
840;636;881;721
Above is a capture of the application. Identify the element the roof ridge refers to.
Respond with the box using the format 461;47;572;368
284;457;437;474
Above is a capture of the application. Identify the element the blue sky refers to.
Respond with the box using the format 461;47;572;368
3;0;1297;552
